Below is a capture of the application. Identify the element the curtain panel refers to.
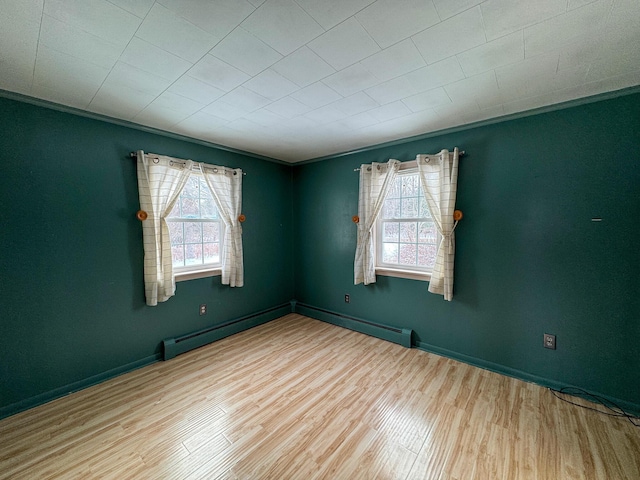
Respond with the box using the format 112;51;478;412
136;150;193;306
354;159;400;285
416;148;459;301
137;151;245;306
202;165;244;287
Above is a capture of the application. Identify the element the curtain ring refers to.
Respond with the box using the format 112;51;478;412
136;210;148;221
352;215;359;223
213;167;218;173
152;158;159;164
238;214;246;223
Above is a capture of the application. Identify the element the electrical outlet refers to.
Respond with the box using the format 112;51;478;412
199;304;207;316
544;333;556;350
345;294;350;303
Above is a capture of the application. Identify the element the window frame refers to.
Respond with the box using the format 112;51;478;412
374;161;440;282
166;171;224;282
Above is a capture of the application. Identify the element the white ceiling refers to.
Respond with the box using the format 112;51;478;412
1;0;639;163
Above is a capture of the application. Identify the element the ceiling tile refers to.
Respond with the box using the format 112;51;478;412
120;37;192;82
401;88;451;112
295;0;376;29
356;0;440;48
271;46;336;87
495;53;559;88
303;104;348;124
107;0;155;18
136;3;218;63
322;63;381;97
432;0;483;20
412;7;486;65
30;84;94;109
158;0;256;40
0;2;40;94
456;31;524;77
40;14;123;69
364;75;418;105
240;0;324;55
403;57;467;93
44;0;140;48
100;61;173;97
444;71;499;104
368;101;412;121
524;0;613;58
33;45;109;106
142;91;204;116
337;111;380;130
202;101;249;121
172;111;230;138
290;81;343;108
360;39;425;83
167;75;225;104
308;17;380;70
187;55;251;92
88;83;155;119
210;27;282;76
243;108;285;127
219;86;272;112
243;69;299;100
481;0;567;41
264;96;312;118
330;92;379;115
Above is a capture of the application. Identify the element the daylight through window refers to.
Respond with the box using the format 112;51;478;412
166;174;223;274
376;169;439;277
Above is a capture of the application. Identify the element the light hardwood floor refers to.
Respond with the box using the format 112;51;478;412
0;314;638;479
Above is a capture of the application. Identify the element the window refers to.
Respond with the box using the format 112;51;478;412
166;173;223;281
375;166;439;281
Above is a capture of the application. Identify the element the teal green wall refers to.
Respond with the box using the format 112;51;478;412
293;93;640;409
2;91;638;416
0;97;294;414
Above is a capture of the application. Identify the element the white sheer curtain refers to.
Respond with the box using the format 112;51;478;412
354;159;400;285
137;150;193;306
202;164;244;287
417;148;459;301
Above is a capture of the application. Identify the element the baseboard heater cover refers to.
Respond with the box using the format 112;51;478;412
295;303;412;348
162;303;291;360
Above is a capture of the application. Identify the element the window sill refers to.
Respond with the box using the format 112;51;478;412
175;268;221;282
376;267;431;282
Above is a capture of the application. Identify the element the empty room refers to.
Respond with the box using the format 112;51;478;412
1;0;639;478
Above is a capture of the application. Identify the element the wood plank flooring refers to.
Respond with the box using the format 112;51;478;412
0;314;638;479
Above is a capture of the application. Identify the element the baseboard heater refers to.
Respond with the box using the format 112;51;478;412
295;303;412;348
162;303;291;360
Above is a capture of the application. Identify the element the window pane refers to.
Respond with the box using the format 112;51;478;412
184;222;202;244
182;176;199;197
418;244;437;267
204;243;220;263
181;197;199;218
202;223;219;242
419;197;431;218
199;178;212;198
200;197;218;219
168;201;180;217
382;222;399;242
382;243;398;264
399;222;417;242
383;198;400;219
171;245;185;267
185;244;203;266
169;222;184;245
401;175;418;197
418;222;437;243
399;243;417;265
401;198;418;218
